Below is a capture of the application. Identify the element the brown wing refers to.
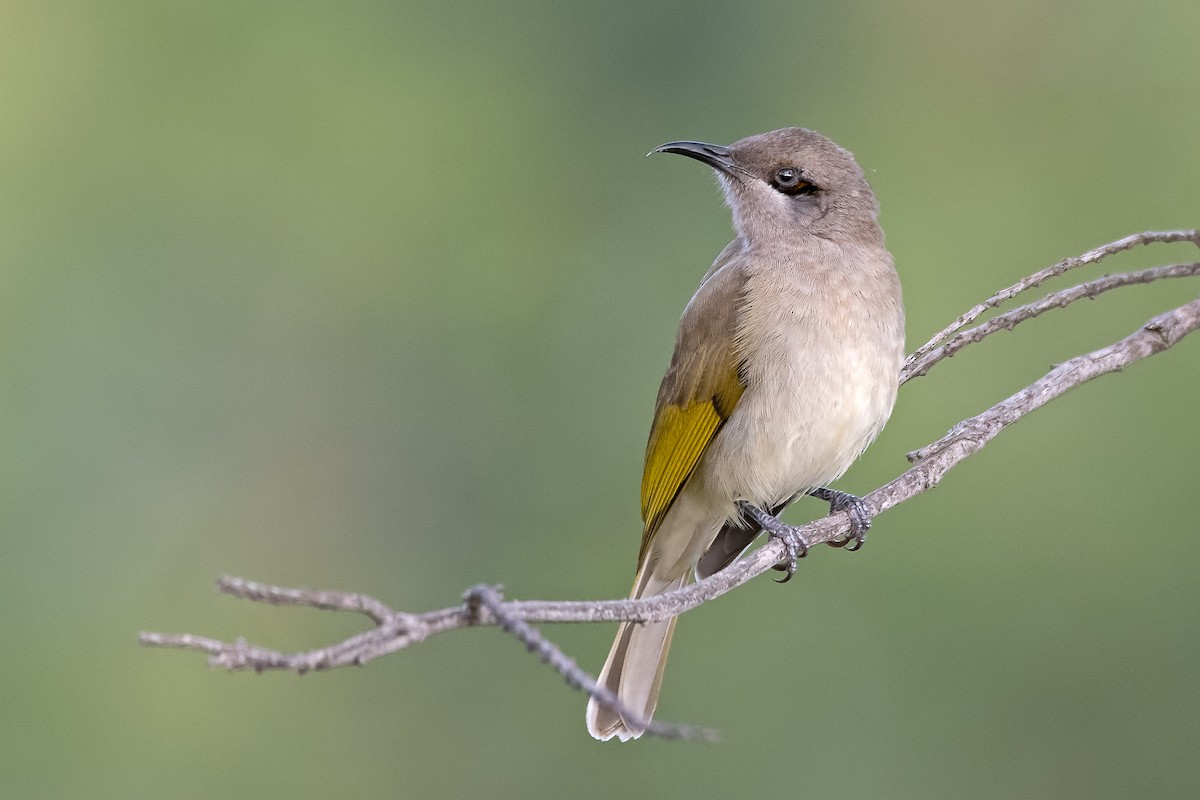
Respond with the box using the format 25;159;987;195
638;250;747;562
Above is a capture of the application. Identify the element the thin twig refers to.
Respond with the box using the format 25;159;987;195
903;261;1200;382
906;297;1200;463
215;576;397;624
904;230;1199;375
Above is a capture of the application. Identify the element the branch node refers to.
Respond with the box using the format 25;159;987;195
462;584;504;626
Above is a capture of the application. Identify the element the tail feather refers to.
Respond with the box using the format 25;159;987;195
585;571;685;741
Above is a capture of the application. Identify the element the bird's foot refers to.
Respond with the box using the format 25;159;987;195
736;501;809;583
808;487;871;551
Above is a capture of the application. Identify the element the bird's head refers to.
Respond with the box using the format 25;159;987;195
653;127;881;247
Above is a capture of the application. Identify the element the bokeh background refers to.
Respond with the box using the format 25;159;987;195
3;1;1198;797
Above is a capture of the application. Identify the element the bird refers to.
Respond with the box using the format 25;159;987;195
585;127;905;741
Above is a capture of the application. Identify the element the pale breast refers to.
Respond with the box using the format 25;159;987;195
696;243;904;518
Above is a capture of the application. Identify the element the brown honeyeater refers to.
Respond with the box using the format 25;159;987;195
586;128;905;741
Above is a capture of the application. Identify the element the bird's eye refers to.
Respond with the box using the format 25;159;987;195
771;167;813;195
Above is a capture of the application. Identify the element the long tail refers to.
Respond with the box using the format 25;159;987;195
585;568;685;741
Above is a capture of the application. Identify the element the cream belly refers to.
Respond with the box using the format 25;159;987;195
700;339;897;519
701;258;903;522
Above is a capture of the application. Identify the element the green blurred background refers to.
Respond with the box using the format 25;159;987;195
3;1;1198;797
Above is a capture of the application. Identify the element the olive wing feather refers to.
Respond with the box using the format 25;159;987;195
638;256;747;561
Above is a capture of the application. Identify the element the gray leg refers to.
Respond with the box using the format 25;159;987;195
736;501;810;584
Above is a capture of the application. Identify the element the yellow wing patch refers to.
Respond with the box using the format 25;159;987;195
638;367;744;561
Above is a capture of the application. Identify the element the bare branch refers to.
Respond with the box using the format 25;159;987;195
140;231;1200;738
905;229;1199;374
903;262;1200;383
907;296;1200;463
215;575;397;624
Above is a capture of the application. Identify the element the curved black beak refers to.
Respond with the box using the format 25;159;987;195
651;140;737;175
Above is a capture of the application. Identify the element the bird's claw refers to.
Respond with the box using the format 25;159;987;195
810;488;871;551
769;526;810;583
736;501;810;583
